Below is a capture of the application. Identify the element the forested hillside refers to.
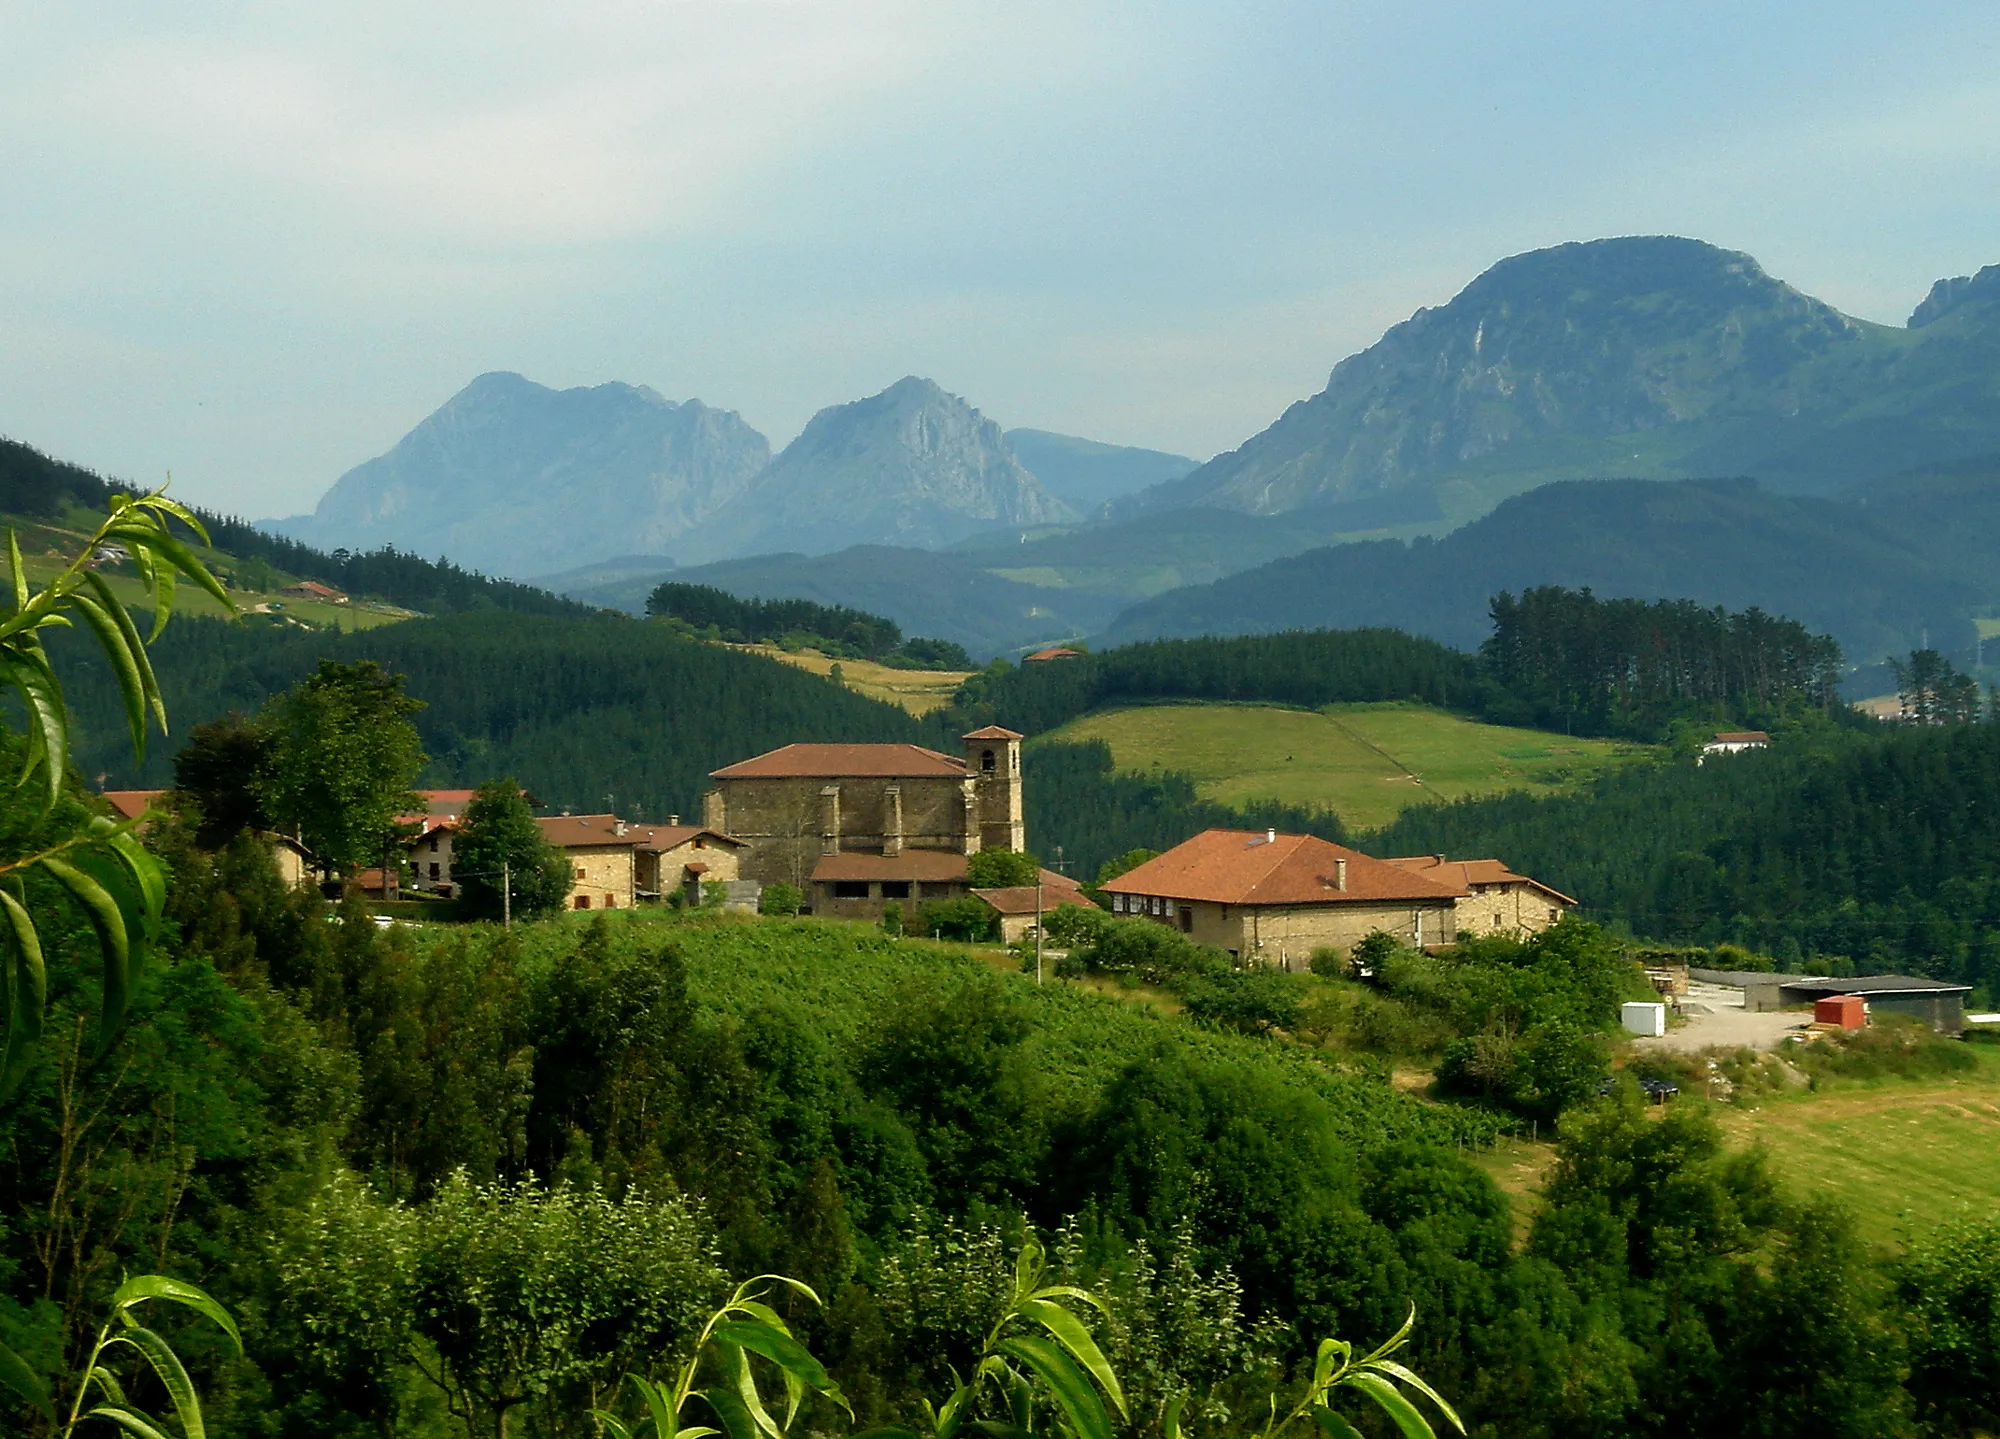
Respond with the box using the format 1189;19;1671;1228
2;435;588;618
1364;718;2000;1002
1098;477;1990;663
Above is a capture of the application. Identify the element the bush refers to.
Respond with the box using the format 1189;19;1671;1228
1180;968;1307;1037
759;882;802;917
1307;946;1347;978
967;849;1040;888
1795;1017;1977;1081
917;896;999;942
700;879;729;908
882;899;904;937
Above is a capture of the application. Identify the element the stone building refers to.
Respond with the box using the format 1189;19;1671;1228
1098;829;1466;968
1381;855;1576;936
705;727;1025;917
534;815;747;911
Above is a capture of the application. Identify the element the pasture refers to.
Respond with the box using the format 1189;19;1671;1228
733;644;970;715
1047;700;1641;829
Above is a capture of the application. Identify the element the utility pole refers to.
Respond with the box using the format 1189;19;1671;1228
1035;868;1044;986
502;859;511;929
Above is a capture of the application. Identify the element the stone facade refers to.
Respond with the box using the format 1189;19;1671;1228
564;843;636;911
1381;856;1576;938
1104;891;1457;967
707;731;1025;894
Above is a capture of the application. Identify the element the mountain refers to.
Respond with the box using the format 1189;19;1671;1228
1096;476;1997;665
1003;428;1199;514
673;377;1076;563
268;372;771;578
1119;237;2000;520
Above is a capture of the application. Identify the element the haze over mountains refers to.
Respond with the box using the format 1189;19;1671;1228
257;234;2000;672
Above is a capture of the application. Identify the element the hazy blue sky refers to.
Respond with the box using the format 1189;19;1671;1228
5;0;1999;518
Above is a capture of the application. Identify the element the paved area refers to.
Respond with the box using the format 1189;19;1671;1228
1631;980;1814;1054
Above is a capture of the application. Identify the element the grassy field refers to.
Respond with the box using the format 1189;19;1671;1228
730;644;970;716
1047;700;1643;829
1715;1045;2000;1250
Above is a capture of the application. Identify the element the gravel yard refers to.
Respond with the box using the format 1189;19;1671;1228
1632;980;1815;1053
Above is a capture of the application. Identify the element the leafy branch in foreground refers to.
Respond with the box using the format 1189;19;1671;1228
598;1274;850;1439
0;1273;242;1438
1235;1306;1463;1439
1;491;233;1105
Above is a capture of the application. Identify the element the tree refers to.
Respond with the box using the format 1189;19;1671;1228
452;779;571;920
1899;1214;2000;1434
968;849;1040;888
759;882;803;917
255;659;426;878
172;711;271;843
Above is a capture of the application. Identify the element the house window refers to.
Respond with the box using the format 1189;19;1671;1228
833;880;870;899
1548;909;1559;924
1178;907;1194;934
575;866;586;879
881;881;912;899
981;748;996;773
428;835;439;853
575;895;591;910
605;894;617;908
694;836;705;849
428;863;440;881
920;881;956;899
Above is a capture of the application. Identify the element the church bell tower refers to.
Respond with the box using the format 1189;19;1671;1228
962;726;1026;853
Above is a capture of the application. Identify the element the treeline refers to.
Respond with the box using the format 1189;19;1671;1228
647;580;970;669
50;611;929;815
1481;587;1843;736
947;630;1480;738
946;592;1844;745
1365;718;2000;1002
1;435;585;618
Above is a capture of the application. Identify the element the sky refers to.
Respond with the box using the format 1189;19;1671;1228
4;0;2000;520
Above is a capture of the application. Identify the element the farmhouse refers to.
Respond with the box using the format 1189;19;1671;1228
705;728;1024;916
535;815;748;911
1382;854;1577;935
1023;647;1082;662
1097;829;1466;967
102;788;313;884
1701;730;1769;758
279;580;348;603
972;869;1094;943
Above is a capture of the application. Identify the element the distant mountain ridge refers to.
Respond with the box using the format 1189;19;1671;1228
271;372;770;577
1003;429;1198;514
1119;236;2000;519
672;376;1075;563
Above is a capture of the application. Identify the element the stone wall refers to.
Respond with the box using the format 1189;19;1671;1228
1112;894;1458;966
1452;883;1572;937
565;844;635;910
713;774;975;887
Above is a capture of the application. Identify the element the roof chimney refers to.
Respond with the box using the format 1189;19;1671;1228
1433;853;1447;865
1335;858;1347;891
668;814;680;827
1267;828;1277;844
614;820;627;837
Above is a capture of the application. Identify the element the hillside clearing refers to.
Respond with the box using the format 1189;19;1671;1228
1047;701;1642;829
1714;1046;2000;1250
727;643;969;715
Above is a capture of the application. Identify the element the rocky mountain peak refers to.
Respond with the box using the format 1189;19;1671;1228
1909;263;2000;328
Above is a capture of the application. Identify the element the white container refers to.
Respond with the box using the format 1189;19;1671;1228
1621;1001;1667;1037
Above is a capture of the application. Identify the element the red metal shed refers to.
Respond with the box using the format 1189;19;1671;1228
1815;994;1867;1029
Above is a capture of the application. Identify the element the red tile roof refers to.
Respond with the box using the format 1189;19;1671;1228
962;725;1025;740
811;850;972;883
1099;830;1466;907
101;789;166;821
1023;647;1082;661
535;815;743;851
1383;854;1578;906
711;743;968;779
1708;731;1770;744
972;870;1092;916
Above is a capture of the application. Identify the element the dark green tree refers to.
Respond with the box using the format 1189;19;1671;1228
172;712;272;844
967;849;1040;888
255;659;426;877
453;779;572;921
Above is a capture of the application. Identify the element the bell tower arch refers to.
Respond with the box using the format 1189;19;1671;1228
962;725;1025;853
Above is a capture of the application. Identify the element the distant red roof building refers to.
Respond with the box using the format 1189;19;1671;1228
1023;647;1082;662
279;580;347;602
101;789;166;822
1383;853;1578;936
710;743;971;779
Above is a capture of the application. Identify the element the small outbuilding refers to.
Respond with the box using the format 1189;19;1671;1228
1778;975;1972;1034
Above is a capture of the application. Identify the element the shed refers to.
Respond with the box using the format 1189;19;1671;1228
1814;994;1867;1030
1621;1002;1667;1037
1779;975;1972;1034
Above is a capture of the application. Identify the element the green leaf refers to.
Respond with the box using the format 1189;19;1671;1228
595;1413;639;1439
1311;1407;1365;1439
82;1406;177;1439
101;827;167;947
995;1334;1112;1439
0;1335;53;1422
732;1300;794;1335
932;1380;977;1439
740;1274;824;1310
714;1340;780;1439
626;1372;678;1439
1341;1373;1436;1439
848;1429;922;1439
41;857;131;1057
104;1327;204;1439
711;1321;843;1402
1361;1306;1416;1366
0;887;47;1105
109;1275;244;1355
1012;1238;1044;1300
696;1382;762;1439
73;584;152;753
1017;1298;1127;1420
1161;1394;1185;1439
1368;1362;1464;1435
6;531;26;613
110;524;231;609
83;573;167;738
1;646;68;805
965;1423;1030;1439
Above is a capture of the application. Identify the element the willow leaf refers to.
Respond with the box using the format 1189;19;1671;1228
83;572;167;734
1017;1298;1127;1420
42;857;130;1052
0;1334;52;1422
1342;1373;1435;1439
995;1335;1111;1439
110;1275;243;1354
106;1326;205;1439
0;888;47;1103
82;1406;176;1439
